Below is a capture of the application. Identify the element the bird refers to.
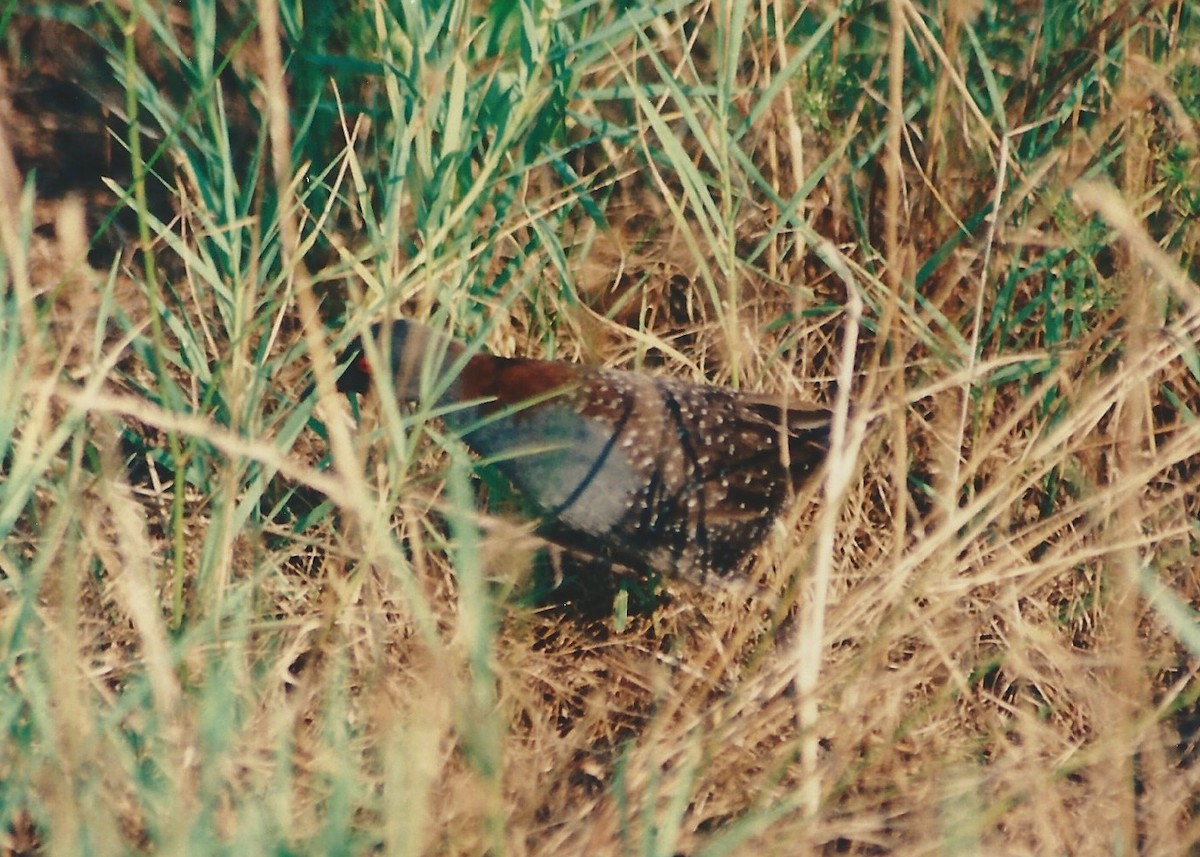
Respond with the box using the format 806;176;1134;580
336;319;832;583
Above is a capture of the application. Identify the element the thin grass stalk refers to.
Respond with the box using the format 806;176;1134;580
119;1;191;629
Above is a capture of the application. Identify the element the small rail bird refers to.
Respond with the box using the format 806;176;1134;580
337;320;832;582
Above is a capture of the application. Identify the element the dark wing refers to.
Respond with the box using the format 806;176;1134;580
614;379;832;579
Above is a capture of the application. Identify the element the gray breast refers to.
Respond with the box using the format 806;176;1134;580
455;401;642;536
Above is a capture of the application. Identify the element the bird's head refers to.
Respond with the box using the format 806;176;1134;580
336;319;465;401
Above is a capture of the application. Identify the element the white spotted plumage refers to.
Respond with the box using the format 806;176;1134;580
342;320;833;582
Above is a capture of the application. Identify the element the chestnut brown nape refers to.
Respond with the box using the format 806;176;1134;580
337;319;832;582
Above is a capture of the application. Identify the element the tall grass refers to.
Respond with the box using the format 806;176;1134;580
3;0;1200;853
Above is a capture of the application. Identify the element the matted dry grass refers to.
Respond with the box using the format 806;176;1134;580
3;3;1200;855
